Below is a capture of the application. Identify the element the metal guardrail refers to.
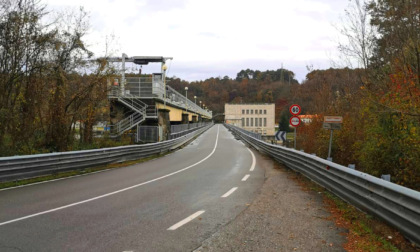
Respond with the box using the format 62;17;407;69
0;124;214;183
224;123;420;246
170;122;210;139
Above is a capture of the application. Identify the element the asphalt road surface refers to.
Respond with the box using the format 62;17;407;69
0;125;267;252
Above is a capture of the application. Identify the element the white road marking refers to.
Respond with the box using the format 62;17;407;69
242;174;250;181
167;210;205;231
221;187;238;198
0;126;220;227
247;148;256;171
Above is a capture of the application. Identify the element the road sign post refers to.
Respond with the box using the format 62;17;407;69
289;105;301;149
324;116;343;161
328;129;333;160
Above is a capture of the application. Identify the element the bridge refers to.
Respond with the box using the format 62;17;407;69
107;54;212;142
0;124;419;251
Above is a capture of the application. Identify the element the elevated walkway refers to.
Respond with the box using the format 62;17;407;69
107;54;212;139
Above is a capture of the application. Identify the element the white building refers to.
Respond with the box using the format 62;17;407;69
224;103;275;135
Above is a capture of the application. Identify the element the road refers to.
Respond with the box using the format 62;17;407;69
0;125;266;252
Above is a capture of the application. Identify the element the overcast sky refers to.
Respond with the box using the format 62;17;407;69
44;0;350;83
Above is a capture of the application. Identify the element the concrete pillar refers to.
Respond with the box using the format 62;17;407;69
158;109;170;141
182;113;189;124
192;115;198;123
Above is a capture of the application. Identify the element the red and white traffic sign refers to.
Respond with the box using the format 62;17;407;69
289;104;301;115
289;116;301;127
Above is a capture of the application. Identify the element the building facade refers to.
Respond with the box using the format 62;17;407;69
224;103;275;135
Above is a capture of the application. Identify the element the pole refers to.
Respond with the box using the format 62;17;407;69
294;127;297;149
185;89;188;112
162;63;167;109
121;53;127;96
328;129;333;160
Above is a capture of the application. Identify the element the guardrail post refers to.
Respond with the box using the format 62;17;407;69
381;174;391;181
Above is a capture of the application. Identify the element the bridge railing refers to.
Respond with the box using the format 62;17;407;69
224;123;420;246
170;122;211;139
108;77;212;118
0;124;214;184
165;85;211;118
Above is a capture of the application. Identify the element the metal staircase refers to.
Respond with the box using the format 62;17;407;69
112;112;144;135
110;95;157;135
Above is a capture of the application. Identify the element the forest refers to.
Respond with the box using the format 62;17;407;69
0;0;419;190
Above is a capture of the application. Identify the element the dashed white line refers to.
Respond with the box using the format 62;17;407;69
0;126;220;227
247;148;256;171
242;174;250;181
221;187;238;198
167;210;205;230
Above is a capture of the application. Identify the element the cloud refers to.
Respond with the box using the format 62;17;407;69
43;0;349;82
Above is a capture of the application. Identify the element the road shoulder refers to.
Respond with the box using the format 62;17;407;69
195;153;347;252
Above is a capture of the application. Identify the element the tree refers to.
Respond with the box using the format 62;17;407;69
44;7;93;151
0;0;52;155
336;0;375;69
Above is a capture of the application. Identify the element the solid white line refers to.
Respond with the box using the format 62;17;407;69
0;126;220;227
247;148;256;171
242;174;250;181
167;210;205;231
221;187;238;198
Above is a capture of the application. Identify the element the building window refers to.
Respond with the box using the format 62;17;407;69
259;118;262;127
251;110;253;114
241;118;244;127
255;110;258;114
259;109;262;114
242;109;245;114
246;118;249;126
246;109;249;114
250;118;253;127
264;118;267;127
255;117;258;127
264;109;267;114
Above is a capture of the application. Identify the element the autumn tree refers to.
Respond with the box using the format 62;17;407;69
0;1;117;155
0;0;52;155
354;0;420;189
